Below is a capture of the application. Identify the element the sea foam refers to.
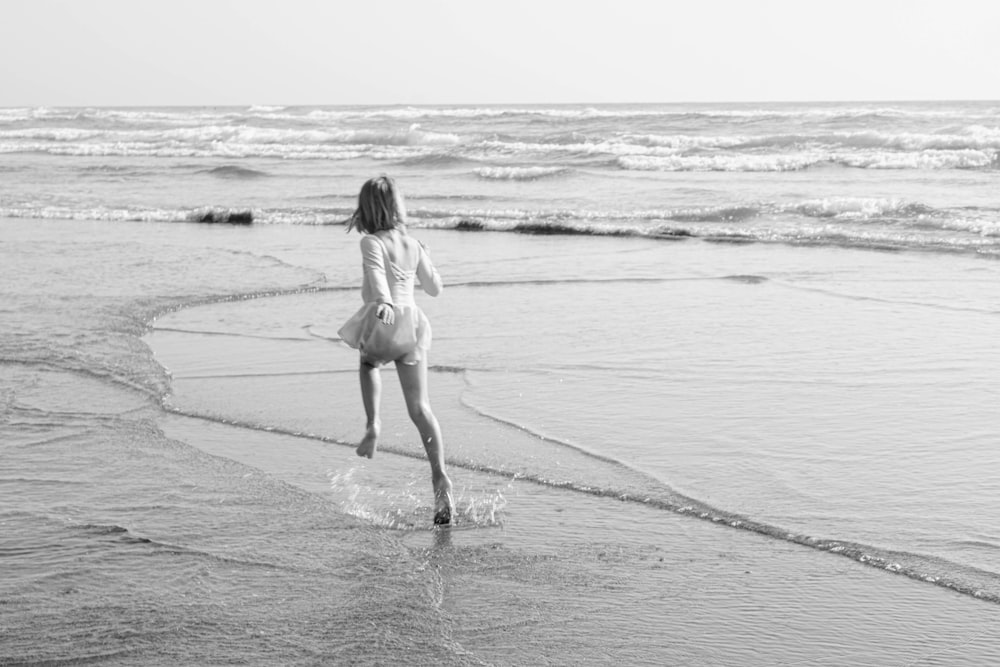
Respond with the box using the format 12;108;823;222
473;166;570;180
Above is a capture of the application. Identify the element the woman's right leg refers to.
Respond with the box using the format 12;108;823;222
396;358;453;522
356;360;381;458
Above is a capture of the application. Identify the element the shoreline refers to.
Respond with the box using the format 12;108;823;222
144;267;1000;663
155;384;1000;665
5;215;1000;664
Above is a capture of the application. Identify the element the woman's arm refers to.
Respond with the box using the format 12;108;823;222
416;243;443;296
361;235;393;305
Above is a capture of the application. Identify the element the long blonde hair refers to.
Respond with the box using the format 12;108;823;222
347;175;407;234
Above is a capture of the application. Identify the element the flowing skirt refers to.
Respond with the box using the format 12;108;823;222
338;302;432;366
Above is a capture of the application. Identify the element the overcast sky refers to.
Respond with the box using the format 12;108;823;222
2;0;997;106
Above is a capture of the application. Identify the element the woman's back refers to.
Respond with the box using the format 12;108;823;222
361;230;441;307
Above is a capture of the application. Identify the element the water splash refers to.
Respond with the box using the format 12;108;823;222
328;467;509;530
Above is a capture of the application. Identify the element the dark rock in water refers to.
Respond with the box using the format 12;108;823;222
514;222;589;235
191;209;254;225
455;219;484;231
704;235;755;245
655;228;695;239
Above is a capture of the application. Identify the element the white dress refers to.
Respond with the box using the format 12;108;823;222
337;230;442;366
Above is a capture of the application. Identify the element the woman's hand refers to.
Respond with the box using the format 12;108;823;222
376;303;395;325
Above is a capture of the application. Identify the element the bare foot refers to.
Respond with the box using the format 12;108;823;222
356;422;380;458
433;477;454;525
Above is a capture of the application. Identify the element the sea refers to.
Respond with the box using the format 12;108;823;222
2;102;1000;665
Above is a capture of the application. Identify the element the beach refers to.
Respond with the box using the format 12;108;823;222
3;102;1000;664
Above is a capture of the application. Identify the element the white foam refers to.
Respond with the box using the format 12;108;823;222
0;108;32;123
617;148;997;172
819;129;1000;151
840;149;995;170
0;121;463;150
618;153;823;172
476;138;683;158
783;197;922;220
0;140;418;161
624;133;748;150
0;127;104;141
0;205;184;222
938;216;1000;237
473;166;569;180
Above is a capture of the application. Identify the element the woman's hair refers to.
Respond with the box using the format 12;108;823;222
347;175;407;234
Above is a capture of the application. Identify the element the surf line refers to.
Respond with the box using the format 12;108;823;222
160;401;1000;608
465;399;1000;606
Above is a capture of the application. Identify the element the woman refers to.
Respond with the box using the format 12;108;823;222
337;176;454;524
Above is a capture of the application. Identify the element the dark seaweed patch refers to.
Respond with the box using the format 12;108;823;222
189;209;254;225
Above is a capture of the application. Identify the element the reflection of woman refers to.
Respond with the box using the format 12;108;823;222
337;176;454;524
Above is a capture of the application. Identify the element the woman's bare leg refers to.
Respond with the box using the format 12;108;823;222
396;357;453;523
357;360;381;458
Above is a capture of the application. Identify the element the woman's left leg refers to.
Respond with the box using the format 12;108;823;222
396;357;453;523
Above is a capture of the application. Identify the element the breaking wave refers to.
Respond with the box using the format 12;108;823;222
618;149;998;172
3;108;998;172
473;166;571;180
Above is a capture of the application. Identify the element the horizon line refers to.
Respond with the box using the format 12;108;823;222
2;99;999;109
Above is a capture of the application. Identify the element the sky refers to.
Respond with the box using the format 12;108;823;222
1;0;998;106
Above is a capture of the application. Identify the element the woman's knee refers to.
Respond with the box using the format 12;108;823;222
406;400;434;424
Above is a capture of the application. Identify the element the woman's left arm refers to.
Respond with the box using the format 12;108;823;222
416;243;443;297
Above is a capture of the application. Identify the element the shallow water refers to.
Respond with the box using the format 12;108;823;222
4;216;1000;664
142;225;1000;601
4;100;1000;664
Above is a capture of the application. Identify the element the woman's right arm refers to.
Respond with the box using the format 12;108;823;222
361;235;393;305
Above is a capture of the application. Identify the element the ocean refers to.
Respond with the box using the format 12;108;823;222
2;102;1000;664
